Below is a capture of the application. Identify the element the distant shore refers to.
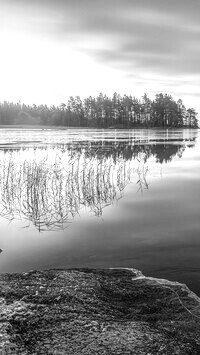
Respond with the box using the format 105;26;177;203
0;93;198;129
0;124;199;130
0;267;200;354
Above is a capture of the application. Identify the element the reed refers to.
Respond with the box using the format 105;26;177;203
0;147;140;231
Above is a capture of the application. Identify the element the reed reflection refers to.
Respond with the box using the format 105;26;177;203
0;135;196;231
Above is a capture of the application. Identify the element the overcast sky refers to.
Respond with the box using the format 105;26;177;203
1;0;200;113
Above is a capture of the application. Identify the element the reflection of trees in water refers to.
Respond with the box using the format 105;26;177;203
62;136;196;164
0;136;196;231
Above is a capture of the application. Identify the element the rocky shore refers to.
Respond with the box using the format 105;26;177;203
0;268;200;354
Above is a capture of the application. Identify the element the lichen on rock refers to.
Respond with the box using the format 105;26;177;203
0;268;200;354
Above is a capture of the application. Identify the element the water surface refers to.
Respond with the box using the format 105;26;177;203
0;128;199;294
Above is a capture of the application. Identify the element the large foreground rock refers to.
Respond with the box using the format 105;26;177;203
0;268;200;354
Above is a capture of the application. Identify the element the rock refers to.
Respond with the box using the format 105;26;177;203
0;268;200;354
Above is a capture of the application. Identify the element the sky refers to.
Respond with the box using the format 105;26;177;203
1;0;200;115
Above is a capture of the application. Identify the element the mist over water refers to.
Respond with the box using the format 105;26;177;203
0;128;199;295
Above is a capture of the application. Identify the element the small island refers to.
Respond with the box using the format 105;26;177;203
0;93;198;128
0;268;200;354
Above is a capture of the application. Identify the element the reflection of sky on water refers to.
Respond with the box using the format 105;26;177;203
0;127;198;146
0;128;200;295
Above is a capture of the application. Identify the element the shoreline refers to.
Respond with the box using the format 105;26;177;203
0;267;200;354
0;124;199;130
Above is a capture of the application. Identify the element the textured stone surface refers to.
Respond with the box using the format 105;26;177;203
0;268;200;354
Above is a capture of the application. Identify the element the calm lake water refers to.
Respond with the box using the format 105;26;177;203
0;128;200;294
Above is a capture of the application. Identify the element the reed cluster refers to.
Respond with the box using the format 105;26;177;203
0;148;145;231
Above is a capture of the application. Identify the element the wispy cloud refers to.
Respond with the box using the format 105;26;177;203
1;0;200;110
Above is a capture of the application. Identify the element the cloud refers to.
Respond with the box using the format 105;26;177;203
2;0;200;78
1;0;200;112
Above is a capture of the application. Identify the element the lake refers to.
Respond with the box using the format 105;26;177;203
0;128;200;295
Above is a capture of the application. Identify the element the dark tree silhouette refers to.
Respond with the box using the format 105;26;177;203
0;93;198;128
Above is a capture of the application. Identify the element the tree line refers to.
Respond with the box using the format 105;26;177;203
0;93;198;128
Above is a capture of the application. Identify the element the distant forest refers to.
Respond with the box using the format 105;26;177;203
0;93;198;128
